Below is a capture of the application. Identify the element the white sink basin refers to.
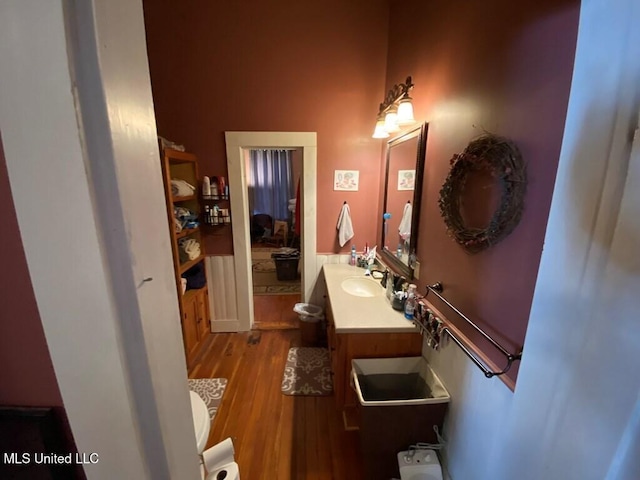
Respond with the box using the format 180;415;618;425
340;277;382;297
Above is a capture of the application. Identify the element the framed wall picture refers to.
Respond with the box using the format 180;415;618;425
397;169;415;190
334;170;359;191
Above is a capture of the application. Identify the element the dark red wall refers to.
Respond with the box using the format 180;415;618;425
385;0;580;382
0;136;82;476
143;0;390;254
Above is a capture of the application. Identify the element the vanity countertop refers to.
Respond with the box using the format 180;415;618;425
323;264;418;334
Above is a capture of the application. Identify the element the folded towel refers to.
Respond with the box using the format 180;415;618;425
336;203;354;247
171;179;196;197
399;202;412;241
179;238;201;261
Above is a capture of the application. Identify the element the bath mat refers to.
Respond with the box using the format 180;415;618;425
188;378;228;420
281;347;333;396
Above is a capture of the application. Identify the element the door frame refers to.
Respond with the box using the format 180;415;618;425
225;132;317;331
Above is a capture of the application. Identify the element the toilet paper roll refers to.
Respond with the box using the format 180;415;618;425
203;437;235;473
205;461;239;480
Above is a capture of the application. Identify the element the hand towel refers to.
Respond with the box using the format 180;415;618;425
398;202;412;241
336;203;354;247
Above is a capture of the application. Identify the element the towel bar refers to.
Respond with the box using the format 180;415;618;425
424;282;522;378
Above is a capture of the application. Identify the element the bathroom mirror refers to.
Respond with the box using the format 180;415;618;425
380;122;428;278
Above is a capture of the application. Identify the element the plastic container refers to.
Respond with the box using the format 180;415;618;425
271;251;300;281
397;449;443;480
404;284;417;320
293;303;324;347
351;357;450;480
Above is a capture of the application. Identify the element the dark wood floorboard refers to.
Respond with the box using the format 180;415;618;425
188;296;362;480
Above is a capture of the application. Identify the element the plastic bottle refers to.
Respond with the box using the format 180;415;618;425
203;176;211;197
212;204;220;225
404;284;417;320
397;243;403;258
350;245;357;266
211;176;219;197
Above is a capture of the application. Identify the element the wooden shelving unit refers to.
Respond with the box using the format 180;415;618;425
160;148;212;367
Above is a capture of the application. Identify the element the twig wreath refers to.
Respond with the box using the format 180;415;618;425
438;134;527;254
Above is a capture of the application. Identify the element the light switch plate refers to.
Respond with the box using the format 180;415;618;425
414;261;420;279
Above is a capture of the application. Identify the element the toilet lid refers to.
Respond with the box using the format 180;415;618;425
190;391;211;453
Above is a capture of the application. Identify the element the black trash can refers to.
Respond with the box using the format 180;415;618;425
271;251;300;281
352;357;450;480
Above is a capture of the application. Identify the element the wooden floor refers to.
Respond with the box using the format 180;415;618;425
188;295;362;480
253;294;300;330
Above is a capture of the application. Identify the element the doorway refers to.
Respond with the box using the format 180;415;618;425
247;148;302;301
225;132;317;332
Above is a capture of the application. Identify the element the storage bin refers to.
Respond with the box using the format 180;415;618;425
351;357;450;480
271;252;299;281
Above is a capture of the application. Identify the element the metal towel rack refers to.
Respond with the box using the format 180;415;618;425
425;282;522;378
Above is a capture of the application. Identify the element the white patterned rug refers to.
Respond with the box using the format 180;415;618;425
281;347;333;396
188;378;228;420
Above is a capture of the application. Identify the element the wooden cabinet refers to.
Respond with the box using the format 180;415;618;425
325;296;423;430
160;148;212;367
181;287;211;359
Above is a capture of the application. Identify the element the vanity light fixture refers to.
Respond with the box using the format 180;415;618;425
372;75;415;138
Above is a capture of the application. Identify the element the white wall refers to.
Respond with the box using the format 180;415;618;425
424;2;640;479
0;1;199;478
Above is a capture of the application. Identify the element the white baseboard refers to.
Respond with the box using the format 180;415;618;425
211;318;240;333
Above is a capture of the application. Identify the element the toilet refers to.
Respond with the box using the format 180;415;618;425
190;391;240;480
397;449;443;480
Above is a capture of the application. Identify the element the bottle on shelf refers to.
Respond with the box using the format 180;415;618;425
404;284;417;320
203;176;211;197
218;176;226;198
212;204;220;225
350;244;357;266
210;176;219;197
396;243;403;258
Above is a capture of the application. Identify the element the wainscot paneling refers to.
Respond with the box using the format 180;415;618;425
205;255;239;332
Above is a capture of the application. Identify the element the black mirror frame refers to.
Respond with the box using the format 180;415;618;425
380;122;428;279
